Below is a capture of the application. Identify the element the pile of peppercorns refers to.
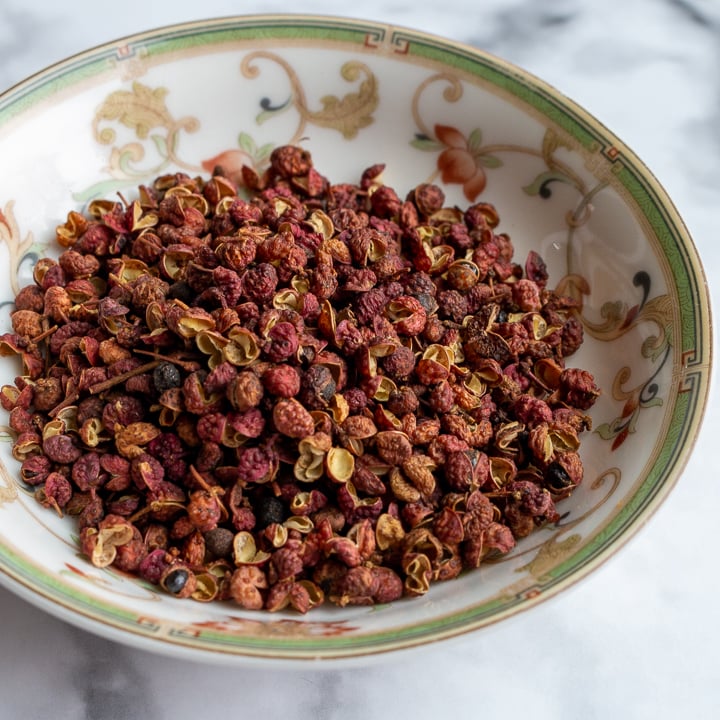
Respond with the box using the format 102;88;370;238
0;145;599;611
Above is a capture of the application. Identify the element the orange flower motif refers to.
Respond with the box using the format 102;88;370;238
435;124;487;202
201;149;250;186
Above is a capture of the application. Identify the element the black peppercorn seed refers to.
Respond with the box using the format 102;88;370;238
163;568;189;595
152;362;182;393
204;527;234;558
166;280;195;304
546;462;573;491
257;495;286;528
495;308;509;323
415;292;438;315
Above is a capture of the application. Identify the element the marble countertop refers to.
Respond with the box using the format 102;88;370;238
1;0;719;718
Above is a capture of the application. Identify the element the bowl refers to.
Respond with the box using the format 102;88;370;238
0;14;711;665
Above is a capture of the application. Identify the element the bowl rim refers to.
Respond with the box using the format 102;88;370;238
0;12;712;665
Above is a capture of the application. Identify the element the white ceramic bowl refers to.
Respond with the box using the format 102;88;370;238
0;15;711;665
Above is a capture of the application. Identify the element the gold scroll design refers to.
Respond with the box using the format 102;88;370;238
488;468;622;590
0;201;35;296
0;444;18;506
240;51;379;144
557;273;673;450
91;81;200;183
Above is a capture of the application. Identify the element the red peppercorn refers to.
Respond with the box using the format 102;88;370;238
3;144;598;614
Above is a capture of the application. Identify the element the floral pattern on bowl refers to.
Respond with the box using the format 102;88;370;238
0;15;710;664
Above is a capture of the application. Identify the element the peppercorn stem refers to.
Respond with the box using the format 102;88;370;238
31;325;58;345
189;465;230;521
48;394;78;418
128;499;186;523
132;349;201;372
87;360;161;395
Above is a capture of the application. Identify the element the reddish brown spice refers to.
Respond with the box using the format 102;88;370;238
0;145;599;612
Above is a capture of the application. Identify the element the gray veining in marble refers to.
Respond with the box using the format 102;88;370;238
72;630;159;720
1;1;719;718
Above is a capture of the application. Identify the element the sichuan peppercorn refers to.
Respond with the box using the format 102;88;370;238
1;144;599;613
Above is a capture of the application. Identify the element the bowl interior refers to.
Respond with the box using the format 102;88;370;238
0;15;711;663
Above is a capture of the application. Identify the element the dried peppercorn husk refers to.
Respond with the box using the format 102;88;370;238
1;144;599;612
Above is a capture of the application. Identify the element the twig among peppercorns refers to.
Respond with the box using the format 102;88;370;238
87;360;161;395
0;144;599;611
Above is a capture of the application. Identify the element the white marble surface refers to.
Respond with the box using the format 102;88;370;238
1;0;719;717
